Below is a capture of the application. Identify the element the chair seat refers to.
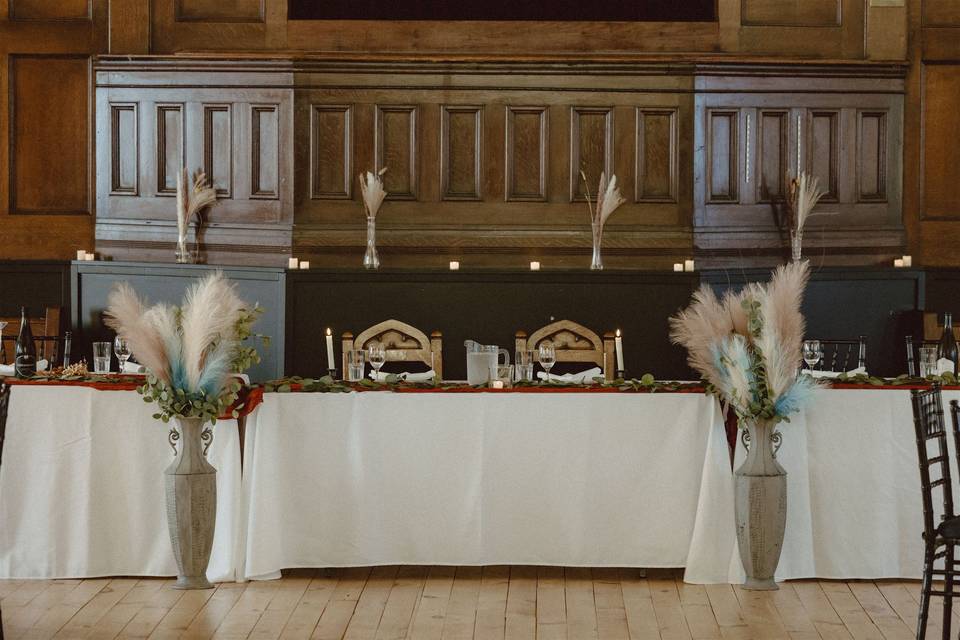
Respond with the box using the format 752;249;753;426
939;517;960;539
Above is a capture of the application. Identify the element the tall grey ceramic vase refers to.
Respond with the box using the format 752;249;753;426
165;417;217;590
735;419;787;591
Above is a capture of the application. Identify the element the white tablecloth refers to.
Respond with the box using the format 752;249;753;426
237;392;737;583
728;388;960;582
0;386;242;581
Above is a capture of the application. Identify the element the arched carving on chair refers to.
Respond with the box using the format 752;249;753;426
343;319;443;377
527;320;602;352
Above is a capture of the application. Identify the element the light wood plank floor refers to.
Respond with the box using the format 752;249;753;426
0;568;939;640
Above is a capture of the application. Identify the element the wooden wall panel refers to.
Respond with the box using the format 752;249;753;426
203;104;233;197
110;103;138;195
922;0;960;27
440;106;482;201
570;107;613;202
635;108;678;203
505;106;547;202
741;0;840;26
156;104;183;195
705;109;739;203
756;110;787;202
857;110;887;202
9;56;90;215
9;0;90;21
921;64;960;220
175;0;264;22
310;105;351;199
807;110;840;202
375;105;417;200
250;105;279;199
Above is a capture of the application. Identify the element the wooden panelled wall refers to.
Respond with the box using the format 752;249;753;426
6;0;960;269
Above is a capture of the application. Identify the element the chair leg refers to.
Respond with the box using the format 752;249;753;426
919;543;933;640
942;543;954;640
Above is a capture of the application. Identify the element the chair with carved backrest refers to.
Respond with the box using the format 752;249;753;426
515;319;615;381
0;306;67;367
342;319;443;379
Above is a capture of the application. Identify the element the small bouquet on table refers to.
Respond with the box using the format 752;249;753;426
670;259;821;591
105;272;263;589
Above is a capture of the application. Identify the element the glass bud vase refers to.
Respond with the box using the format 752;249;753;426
175;236;191;264
363;216;380;270
790;229;803;262
590;221;604;271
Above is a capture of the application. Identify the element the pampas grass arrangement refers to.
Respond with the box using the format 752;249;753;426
670;260;821;424
359;167;388;269
176;169;217;264
580;171;626;270
787;172;827;262
104;272;263;424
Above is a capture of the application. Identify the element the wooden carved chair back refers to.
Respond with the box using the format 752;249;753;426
911;385;955;545
924;312;960;342
516;319;614;381
906;335;940;377
0;306;64;366
342;319;442;378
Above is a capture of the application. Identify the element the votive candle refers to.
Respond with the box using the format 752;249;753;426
673;263;683;272
288;257;299;269
894;258;904;268
325;328;335;371
76;250;87;261
299;261;310;270
902;255;913;267
684;259;695;272
530;261;541;271
84;253;95;261
449;261;460;270
491;380;504;389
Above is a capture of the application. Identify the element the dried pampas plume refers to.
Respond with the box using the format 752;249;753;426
788;172;827;234
580;170;625;231
359;167;388;220
176;169;217;251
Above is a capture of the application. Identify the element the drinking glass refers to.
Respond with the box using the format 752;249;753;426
347;349;366;382
538;343;556;378
920;346;938;378
515;349;535;382
92;341;111;374
113;336;131;372
368;343;386;378
802;340;821;369
496;364;514;386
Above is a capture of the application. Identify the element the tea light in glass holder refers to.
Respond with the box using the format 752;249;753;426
449;261;460;270
530;261;541;271
894;258;904;268
684;259;695;272
491;380;504;389
902;255;912;267
673;263;684;272
299;261;310;270
288;257;299;269
76;250;87;261
84;252;95;261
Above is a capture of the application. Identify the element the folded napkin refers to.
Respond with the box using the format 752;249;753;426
805;366;866;379
536;367;603;384
122;361;146;374
937;358;956;376
0;359;48;376
371;370;437;383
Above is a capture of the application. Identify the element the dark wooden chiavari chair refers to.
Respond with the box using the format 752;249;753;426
911;385;960;640
810;336;867;372
907;335;941;377
0;306;70;367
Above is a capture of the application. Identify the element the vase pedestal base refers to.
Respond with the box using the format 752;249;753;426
173;575;213;590
742;577;779;591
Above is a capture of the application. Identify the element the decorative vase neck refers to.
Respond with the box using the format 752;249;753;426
590;221;604;270
790;229;803;262
363;216;380;269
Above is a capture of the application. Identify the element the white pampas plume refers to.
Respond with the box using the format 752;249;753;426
581;170;625;231
176;169;217;248
789;171;827;234
179;272;245;392
104;283;171;384
359;167;388;220
670;285;737;384
758;260;810;399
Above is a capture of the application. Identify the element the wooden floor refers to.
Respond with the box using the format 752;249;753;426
0;567;939;640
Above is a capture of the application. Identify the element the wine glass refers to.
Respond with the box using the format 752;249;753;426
113;336;131;373
538;342;556;379
367;343;386;379
802;340;821;370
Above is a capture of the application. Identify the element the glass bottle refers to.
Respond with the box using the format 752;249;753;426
14;306;36;378
938;312;959;376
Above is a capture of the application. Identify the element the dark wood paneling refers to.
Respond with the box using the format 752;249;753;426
921;64;960;220
375;105;418;200
706;109;739;203
807;109;840;202
110;103;138;195
922;0;960;27
174;0;265;22
156;104;183;195
203;104;233;197
440;105;482;201
741;0;840;27
310;105;352;200
9;55;90;215
756;109;787;203
635;108;678;203
569;107;613;202
857;110;887;203
250;104;280;199
9;0;91;21
505;106;547;202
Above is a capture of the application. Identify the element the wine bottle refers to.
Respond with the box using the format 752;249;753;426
14;306;36;378
939;312;959;376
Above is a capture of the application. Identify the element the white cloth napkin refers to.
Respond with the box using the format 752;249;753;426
0;359;48;376
805;366;866;379
371;370;437;383
536;367;603;384
937;359;956;376
122;361;146;374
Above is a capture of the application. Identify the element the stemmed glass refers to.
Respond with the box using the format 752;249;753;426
538;343;556;379
368;343;386;379
802;340;821;370
114;336;131;373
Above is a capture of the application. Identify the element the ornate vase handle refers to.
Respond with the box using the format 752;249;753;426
740;428;783;458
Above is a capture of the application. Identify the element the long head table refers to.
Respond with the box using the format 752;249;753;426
1;377;958;585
